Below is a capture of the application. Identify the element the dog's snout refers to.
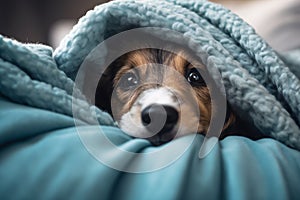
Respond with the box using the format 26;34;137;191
141;104;178;135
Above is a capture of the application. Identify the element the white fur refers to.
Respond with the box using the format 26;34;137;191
118;87;200;139
138;88;179;110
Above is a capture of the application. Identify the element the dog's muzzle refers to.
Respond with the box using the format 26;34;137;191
141;104;179;145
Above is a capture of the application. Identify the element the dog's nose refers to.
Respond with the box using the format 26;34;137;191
141;104;179;136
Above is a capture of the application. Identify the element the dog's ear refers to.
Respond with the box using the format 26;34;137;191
222;105;236;134
95;55;126;115
95;68;114;115
220;104;266;140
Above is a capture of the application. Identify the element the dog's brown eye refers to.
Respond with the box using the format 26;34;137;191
187;68;206;87
119;72;139;90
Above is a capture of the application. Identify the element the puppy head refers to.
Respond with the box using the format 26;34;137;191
96;48;234;145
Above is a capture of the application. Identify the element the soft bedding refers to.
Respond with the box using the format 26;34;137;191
1;0;300;199
1;95;300;200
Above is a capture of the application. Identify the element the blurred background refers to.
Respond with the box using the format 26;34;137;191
0;0;109;47
0;0;299;51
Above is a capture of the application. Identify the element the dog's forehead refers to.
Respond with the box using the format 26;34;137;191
125;49;192;72
114;48;205;84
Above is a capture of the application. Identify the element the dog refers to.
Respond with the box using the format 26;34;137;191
95;48;264;145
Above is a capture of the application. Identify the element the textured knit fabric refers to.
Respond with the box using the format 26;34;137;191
0;0;300;150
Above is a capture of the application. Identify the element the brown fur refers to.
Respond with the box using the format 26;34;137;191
109;48;235;134
95;48;268;141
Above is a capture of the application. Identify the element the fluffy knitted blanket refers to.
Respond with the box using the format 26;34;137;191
1;0;300;150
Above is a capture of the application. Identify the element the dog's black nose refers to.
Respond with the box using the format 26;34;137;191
141;104;179;136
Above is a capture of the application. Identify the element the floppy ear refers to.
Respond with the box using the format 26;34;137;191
222;105;236;132
220;104;266;140
95;68;115;115
95;56;126;116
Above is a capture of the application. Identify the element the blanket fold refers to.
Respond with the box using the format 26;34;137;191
0;35;115;126
0;0;300;150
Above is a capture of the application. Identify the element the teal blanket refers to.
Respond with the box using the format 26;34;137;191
1;95;300;199
1;0;300;199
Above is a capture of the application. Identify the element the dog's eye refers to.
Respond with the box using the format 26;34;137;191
119;72;139;90
186;68;206;87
